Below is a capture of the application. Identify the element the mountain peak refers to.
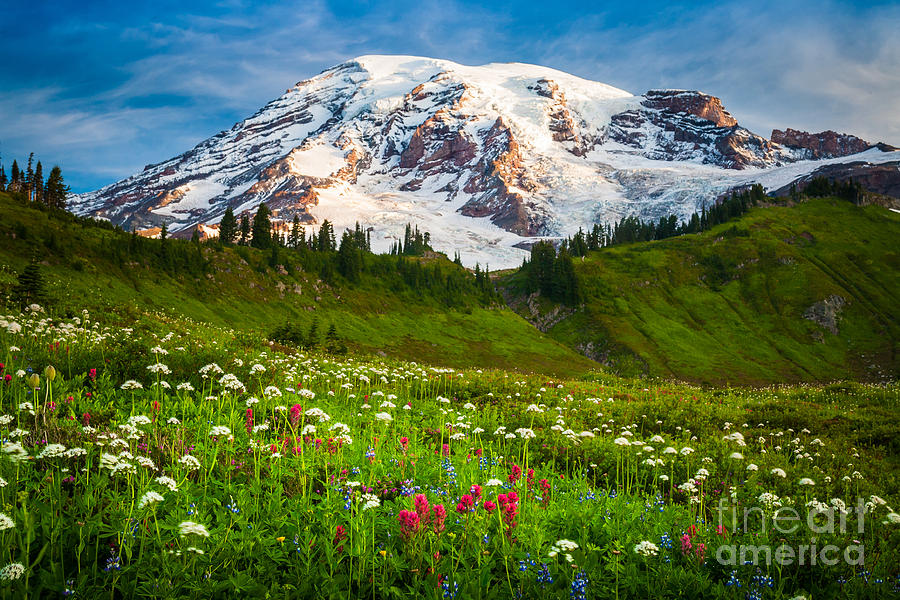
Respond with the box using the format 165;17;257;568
71;56;899;268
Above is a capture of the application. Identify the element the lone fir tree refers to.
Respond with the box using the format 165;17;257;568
14;260;47;307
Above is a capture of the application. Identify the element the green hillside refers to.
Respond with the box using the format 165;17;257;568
503;197;900;385
0;192;597;377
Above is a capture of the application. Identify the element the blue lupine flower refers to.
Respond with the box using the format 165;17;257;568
536;563;553;586
570;570;588;600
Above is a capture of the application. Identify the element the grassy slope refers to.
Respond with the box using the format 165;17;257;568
0;192;597;377
504;198;900;385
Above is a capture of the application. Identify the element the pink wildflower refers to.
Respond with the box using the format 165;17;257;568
455;494;475;514
681;533;692;554
290;404;302;427
334;525;347;553
398;510;421;539
432;504;446;533
695;543;706;562
414;494;431;526
245;408;254;436
508;464;522;485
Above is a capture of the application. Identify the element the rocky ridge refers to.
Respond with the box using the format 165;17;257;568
70;55;899;267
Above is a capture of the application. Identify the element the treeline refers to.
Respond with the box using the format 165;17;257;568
0;152;70;208
213;204;481;298
1;184;499;309
270;319;348;355
389;224;431;256
791;177;865;204
517;184;768;306
121;214;497;307
560;184;767;256
520;242;580;305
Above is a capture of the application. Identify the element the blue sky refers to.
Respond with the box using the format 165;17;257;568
2;0;897;192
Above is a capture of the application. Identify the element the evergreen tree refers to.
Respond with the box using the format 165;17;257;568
239;214;251;245
569;228;588;257
269;242;280;267
14;260;47;307
251;204;273;249
0;164;7;191
317;220;336;252
219;206;237;245
270;220;282;248
33;162;43;205
324;323;347;354
306;318;320;349
289;215;302;248
552;251;580;305
527;241;557;296
9;160;20;192
338;230;363;282
43;166;69;209
25;153;34;201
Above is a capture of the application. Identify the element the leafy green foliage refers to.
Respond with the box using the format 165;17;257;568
0;191;594;377
0;308;896;598
520;242;581;305
505;198;900;384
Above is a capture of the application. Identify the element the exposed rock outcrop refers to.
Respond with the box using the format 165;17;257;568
642;90;738;127
607;90;788;169
771;128;872;159
804;295;846;337
771;161;900;203
68;55;897;264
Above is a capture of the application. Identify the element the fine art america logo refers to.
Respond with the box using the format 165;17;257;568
715;498;868;566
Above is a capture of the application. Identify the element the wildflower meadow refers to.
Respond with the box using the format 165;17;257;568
0;306;898;598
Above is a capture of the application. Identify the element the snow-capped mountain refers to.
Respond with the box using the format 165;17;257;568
71;55;899;267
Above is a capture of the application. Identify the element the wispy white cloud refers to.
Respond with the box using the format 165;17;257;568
533;1;900;142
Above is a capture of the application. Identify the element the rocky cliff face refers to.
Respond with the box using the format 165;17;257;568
771;128;872;159
642;90;738;127
771;160;900;203
607;90;796;169
70;55;898;267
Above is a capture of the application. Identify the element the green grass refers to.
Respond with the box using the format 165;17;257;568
0;192;596;378
0;307;897;598
503;198;900;385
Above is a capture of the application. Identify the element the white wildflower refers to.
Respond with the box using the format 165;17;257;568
178;455;202;472
155;476;178;492
138;491;165;509
634;541;659;557
37;444;66;459
0;562;25;581
178;521;210;538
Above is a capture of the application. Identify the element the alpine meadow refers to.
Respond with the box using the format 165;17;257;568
1;2;899;599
